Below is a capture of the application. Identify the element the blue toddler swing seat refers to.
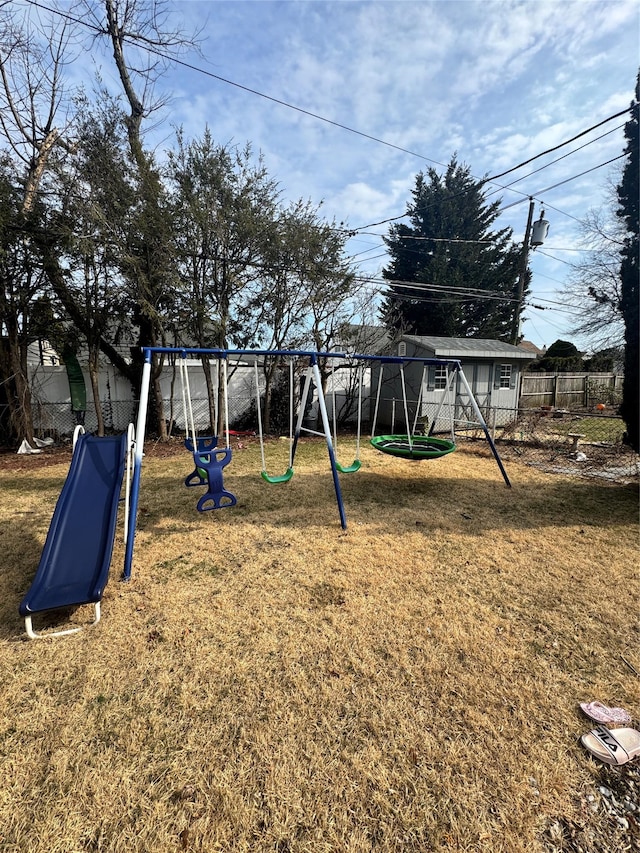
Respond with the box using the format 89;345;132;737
179;354;236;511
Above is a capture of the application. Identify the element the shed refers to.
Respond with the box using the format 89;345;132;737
372;334;537;431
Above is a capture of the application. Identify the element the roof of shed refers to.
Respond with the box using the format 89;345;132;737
400;334;538;360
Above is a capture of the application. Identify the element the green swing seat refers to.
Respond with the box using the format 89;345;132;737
260;466;294;484
335;459;362;474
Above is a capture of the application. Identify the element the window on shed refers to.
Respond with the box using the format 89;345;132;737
498;364;512;388
398;341;407;357
435;365;448;390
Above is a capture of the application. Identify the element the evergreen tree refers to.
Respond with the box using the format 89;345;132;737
532;339;583;373
381;158;523;340
617;72;639;451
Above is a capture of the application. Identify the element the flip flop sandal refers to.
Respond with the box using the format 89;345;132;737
581;725;640;766
579;701;632;725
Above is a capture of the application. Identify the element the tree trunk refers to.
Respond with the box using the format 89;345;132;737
150;373;166;440
151;352;167;441
5;316;34;444
262;360;278;435
36;236;138;387
88;347;105;437
201;356;216;434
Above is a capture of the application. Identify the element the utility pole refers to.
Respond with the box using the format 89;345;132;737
511;198;535;345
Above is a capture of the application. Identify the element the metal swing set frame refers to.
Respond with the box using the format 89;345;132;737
121;347;511;581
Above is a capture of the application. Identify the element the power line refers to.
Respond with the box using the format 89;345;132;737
484;110;632;182
533;153;626;196
350;252;388;265
496;152;626;213
380;289;511;307
357;234;498;245
484;123;625;198
351;146;627;234
365;278;522;303
22;0;454;171
22;0;630;233
531;200;583;226
528;270;574;287
353;272;589;321
536;250;577;267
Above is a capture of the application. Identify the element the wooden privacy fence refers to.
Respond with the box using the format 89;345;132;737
520;372;623;410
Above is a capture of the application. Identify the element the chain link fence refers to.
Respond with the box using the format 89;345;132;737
367;397;636;483
3;394;638;483
489;405;638;483
3;395;632;446
9;393;261;443
497;406;626;447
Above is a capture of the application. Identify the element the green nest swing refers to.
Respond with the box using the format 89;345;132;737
370;434;456;460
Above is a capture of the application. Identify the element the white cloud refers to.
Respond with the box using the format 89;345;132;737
16;0;636;349
329;180;399;226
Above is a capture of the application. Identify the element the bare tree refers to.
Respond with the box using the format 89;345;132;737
254;200;320;433
79;0;200;438
0;3;78;443
0;4;78;213
562;179;626;350
294;215;358;416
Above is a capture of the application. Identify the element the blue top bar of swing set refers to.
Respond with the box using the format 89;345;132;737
140;347;462;369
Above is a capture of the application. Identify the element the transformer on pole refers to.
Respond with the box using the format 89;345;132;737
511;200;549;345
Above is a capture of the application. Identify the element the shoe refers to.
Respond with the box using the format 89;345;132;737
579;701;632;725
581;725;640;766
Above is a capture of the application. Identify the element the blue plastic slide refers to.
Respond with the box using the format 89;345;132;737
19;432;128;638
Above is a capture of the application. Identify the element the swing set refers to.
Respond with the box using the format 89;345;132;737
122;347;511;580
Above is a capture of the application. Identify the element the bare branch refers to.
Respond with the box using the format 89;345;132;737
0;4;79;201
79;0;202;152
561;204;626;349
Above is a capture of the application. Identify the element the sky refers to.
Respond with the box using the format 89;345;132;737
16;0;640;350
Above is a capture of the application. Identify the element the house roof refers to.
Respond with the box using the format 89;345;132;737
340;325;392;354
400;334;538;361
518;340;546;357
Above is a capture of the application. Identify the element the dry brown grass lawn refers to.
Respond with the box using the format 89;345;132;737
0;438;638;852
